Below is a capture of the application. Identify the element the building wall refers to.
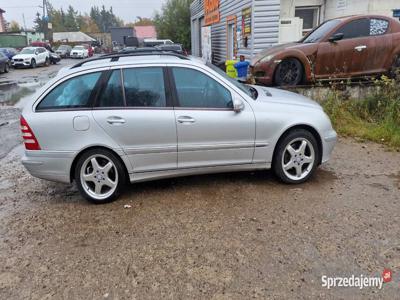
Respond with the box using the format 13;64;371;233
190;0;280;62
0;11;6;32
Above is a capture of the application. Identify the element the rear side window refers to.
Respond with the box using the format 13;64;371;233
123;67;166;107
37;72;101;110
97;70;124;107
334;18;370;39
370;19;389;36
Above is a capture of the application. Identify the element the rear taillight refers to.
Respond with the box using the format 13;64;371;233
20;116;41;150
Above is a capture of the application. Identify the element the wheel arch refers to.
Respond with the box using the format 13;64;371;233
272;124;323;167
69;145;130;183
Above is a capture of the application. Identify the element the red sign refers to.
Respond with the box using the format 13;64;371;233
204;0;220;26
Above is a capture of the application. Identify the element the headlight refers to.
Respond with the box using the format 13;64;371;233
259;55;273;63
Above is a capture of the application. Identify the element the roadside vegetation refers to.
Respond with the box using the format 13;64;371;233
323;76;400;149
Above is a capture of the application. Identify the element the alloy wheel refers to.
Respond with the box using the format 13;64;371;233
278;60;301;85
281;138;315;181
80;154;119;201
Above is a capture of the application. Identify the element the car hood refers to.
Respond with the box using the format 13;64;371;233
12;54;34;60
250;85;322;110
72;49;85;53
251;42;318;65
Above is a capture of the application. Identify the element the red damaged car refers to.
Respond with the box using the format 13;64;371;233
251;15;400;86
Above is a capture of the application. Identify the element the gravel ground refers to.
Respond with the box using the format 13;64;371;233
0;138;399;299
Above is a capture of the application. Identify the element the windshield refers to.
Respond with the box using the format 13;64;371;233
20;48;35;54
206;62;258;100
302;19;341;43
58;45;68;50
73;46;84;50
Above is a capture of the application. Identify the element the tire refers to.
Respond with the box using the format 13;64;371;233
274;58;303;86
74;148;126;204
273;129;320;184
4;63;9;73
44;57;50;67
30;59;36;68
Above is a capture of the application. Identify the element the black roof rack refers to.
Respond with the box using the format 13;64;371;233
71;50;189;69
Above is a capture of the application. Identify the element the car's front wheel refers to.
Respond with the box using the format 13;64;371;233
30;59;36;68
75;149;126;204
273;129;319;184
274;58;303;86
4;63;9;73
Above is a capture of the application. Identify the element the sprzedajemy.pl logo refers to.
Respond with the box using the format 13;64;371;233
321;269;393;290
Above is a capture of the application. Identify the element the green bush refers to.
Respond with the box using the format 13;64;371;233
323;76;400;148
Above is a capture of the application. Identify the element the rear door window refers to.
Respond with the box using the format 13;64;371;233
123;67;167;107
37;72;101;110
334;18;370;39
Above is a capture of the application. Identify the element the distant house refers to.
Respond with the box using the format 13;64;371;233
88;32;112;48
53;31;96;44
0;8;6;32
134;26;157;39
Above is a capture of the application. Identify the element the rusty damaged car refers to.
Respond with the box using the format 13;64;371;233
251;15;400;86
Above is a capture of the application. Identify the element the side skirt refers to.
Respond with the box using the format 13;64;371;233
129;163;271;183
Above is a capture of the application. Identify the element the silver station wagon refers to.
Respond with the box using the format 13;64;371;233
21;52;337;204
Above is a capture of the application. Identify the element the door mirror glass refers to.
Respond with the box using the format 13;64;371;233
329;33;344;43
233;97;245;113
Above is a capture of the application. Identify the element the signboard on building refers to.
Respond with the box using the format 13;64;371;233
201;26;212;63
242;7;252;35
204;0;220;26
337;0;347;10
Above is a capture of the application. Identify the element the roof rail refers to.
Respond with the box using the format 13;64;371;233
70;50;189;69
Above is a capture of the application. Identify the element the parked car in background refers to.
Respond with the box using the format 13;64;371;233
70;45;89;59
0;47;17;59
251;15;400;86
0;52;10;73
155;43;186;55
20;52;336;204
143;39;173;47
49;52;61;64
55;45;72;58
11;47;50;68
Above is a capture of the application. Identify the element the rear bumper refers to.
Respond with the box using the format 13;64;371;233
321;130;337;164
22;150;75;184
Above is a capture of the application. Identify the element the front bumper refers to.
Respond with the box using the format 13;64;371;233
71;53;84;58
22;150;75;184
12;60;31;67
321;130;337;164
250;63;275;86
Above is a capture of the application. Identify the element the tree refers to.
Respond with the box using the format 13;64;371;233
9;20;21;32
33;12;45;32
64;5;78;31
154;0;191;50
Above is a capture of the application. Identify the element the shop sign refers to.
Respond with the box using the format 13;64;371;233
337;0;347;10
204;0;220;26
242;7;252;35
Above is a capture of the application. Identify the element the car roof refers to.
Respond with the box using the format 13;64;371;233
331;14;394;22
57;54;206;77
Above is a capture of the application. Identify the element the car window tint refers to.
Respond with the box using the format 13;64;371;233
172;67;233;109
37;72;101;110
98;70;124;107
334;18;370;39
370;19;389;36
123;67;166;107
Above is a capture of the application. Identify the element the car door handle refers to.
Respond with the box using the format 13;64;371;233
355;45;367;52
106;116;126;125
177;116;196;124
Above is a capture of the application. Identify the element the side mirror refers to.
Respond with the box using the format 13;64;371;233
329;33;344;43
233;97;245;113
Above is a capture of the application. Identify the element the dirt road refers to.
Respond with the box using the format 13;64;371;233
0;138;399;299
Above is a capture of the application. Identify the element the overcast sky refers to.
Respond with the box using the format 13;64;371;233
0;0;166;28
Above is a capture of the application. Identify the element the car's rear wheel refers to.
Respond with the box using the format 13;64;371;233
75;149;126;204
390;55;400;79
273;129;319;184
30;59;36;68
274;58;303;86
4;63;9;73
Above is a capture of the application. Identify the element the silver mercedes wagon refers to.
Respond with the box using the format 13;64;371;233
21;52;337;204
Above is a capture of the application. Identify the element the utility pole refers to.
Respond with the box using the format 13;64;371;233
43;0;48;41
22;14;27;31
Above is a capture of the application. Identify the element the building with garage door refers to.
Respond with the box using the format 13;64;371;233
191;0;400;63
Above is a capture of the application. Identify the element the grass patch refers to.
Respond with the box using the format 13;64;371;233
322;76;400;149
